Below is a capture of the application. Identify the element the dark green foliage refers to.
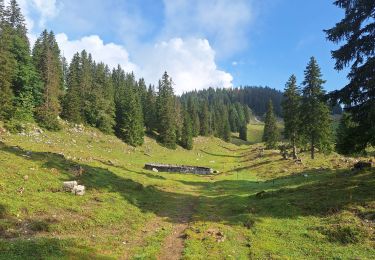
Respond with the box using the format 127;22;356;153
157;72;176;149
229;105;240;132
300;57;333;159
222;108;231;142
114;69;144;146
282;75;301;159
262;100;279;149
144;85;157;133
325;1;375;153
61;53;82;123
239;123;247;141
335;113;365;154
0;24;15;121
181;110;193;150
243;105;252;124
187;95;200;137
199;101;210;136
32;30;64;130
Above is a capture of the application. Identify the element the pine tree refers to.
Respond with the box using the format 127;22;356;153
229;105;240;132
263;100;279;149
325;1;375;152
0;1;15;121
199;101;210;136
335;112;363;155
187;95;200;137
144;85;157;133
181;110;193;150
32;30;64;130
300;57;332;159
239;122;247;141
62;53;82;123
114;69;144;146
282;75;301;159
157;72;176;149
2;0;42;125
222;108;231;142
243;105;252;124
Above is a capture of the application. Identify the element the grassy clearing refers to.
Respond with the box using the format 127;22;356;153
0;122;374;259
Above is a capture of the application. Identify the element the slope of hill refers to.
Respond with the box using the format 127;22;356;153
0;122;374;259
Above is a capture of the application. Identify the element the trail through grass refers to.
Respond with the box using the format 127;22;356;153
0;123;374;259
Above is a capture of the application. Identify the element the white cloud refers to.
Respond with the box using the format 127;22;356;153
31;0;60;27
56;33;137;73
138;38;233;95
162;0;253;57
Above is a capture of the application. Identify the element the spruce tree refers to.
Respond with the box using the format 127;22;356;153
62;53;82;123
222;108;231;142
300;57;332;159
0;1;15;121
282;75;301;159
114;69;144;146
199;101;210;136
144;85;157;133
335;112;362;155
325;1;375;152
157;72;176;149
181;110;193;150
32;30;64;130
263;100;279;149
239;122;247;141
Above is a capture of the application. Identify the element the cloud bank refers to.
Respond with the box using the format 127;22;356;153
16;0;252;94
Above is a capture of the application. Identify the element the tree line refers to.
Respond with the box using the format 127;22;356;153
0;0;253;150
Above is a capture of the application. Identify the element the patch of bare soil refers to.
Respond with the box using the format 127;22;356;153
158;199;197;260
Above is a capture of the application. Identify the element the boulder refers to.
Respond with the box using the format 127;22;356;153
72;185;85;196
63;181;78;191
353;161;373;170
152;168;159;172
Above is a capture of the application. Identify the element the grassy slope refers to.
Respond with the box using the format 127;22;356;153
0;122;374;259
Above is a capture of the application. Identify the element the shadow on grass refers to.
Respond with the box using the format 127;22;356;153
0;237;113;260
1;141;374;224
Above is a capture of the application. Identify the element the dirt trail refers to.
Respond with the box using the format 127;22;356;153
158;199;197;260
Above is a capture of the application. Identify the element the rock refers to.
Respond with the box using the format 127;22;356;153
72;185;85;196
18;187;25;194
63;181;78;191
152;168;159;172
303;174;308;178
23;175;29;181
353;161;372;170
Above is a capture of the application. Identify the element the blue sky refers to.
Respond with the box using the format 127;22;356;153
18;0;348;94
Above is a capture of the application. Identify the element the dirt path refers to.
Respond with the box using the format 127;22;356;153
158;199;197;260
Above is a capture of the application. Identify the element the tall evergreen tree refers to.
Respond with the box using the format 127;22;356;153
144;85;157;133
0;0;15;121
239;122;247;141
181;110;193;150
325;1;375;153
157;72;176;149
282;75;301;159
32;30;64;130
114;69;144;146
300;57;332;159
222;108;231;142
62;53;82;123
262;100;279;149
335;112;362;155
199;101;210;136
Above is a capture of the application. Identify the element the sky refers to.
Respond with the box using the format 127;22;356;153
14;0;348;95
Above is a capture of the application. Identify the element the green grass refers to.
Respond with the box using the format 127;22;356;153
0;122;374;259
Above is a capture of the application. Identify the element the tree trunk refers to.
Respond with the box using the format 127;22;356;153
311;134;315;159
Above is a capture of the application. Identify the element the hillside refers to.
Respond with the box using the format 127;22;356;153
0;122;374;259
